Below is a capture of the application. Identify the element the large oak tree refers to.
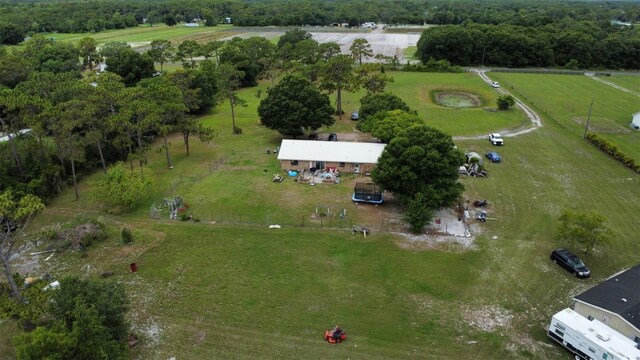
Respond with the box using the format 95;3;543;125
258;75;334;138
372;124;464;233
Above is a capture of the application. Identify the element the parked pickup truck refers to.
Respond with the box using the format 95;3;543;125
489;133;504;146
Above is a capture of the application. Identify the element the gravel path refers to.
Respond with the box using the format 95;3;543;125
453;70;543;141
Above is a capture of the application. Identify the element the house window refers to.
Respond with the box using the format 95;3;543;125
339;162;345;167
290;160;298;165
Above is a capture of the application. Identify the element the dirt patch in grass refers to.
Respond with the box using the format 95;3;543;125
393;207;477;251
572;117;630;133
463;305;513;331
433;91;483;108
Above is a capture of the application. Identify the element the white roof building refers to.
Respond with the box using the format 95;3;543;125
277;140;386;164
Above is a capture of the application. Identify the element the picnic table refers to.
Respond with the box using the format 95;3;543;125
351;226;371;236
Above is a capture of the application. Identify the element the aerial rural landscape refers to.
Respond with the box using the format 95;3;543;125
0;0;639;359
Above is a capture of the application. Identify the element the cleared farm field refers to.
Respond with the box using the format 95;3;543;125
490;73;640;161
46;24;235;44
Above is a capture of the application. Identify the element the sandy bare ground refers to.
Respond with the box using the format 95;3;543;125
223;30;420;63
310;32;420;62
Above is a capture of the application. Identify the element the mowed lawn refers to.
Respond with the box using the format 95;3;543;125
597;75;640;94
6;72;640;359
490;73;640;162
338;71;529;136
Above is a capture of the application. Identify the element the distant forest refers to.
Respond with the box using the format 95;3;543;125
0;0;639;34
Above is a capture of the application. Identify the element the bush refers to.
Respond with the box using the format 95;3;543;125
121;227;133;244
496;95;515;110
402;58;464;73
585;133;639;174
92;162;154;210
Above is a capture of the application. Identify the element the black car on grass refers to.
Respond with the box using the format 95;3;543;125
550;249;590;278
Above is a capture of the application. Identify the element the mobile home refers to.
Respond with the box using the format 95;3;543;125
548;308;640;360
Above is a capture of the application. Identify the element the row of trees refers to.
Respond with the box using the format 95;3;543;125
1;0;639;43
417;22;640;69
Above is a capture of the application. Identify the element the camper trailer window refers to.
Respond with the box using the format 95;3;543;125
555;329;564;337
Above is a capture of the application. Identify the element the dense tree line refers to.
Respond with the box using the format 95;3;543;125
0;0;639;44
0;36;223;201
417;22;640;69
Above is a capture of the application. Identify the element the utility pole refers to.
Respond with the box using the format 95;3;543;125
481;47;486;69
583;97;594;139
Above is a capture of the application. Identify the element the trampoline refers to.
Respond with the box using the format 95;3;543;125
352;182;383;204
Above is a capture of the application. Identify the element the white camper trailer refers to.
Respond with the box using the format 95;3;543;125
548;308;640;360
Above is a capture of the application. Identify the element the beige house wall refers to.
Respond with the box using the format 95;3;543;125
279;160;376;174
573;302;640;340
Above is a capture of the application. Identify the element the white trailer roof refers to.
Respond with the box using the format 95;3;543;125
553;308;640;359
277;140;386;164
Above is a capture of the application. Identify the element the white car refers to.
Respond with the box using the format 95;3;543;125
489;133;504;146
491;81;500;88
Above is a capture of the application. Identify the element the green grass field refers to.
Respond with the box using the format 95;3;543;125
337;72;528;136
403;46;417;60
490;73;640;162
597;75;640;94
3;69;640;359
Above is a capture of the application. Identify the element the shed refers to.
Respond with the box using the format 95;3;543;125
277;139;386;174
573;264;640;341
465;152;483;166
631;111;640;129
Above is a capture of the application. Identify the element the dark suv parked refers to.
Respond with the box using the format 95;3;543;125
550;249;590;277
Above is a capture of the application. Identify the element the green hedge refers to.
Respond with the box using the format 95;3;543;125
585;133;640;173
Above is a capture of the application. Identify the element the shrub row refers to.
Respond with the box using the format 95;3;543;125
401;58;464;73
585;133;640;173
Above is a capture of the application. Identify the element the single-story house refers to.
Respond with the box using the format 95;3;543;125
277;139;386;174
573;264;640;341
